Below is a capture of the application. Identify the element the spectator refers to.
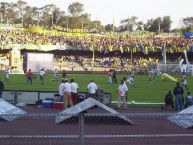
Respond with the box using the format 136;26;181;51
63;78;73;109
87;80;98;99
164;90;174;109
173;82;184;111
0;80;4;98
59;79;65;102
70;79;79;105
117;80;128;108
184;92;193;108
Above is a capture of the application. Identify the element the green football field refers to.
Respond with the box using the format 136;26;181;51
1;73;192;103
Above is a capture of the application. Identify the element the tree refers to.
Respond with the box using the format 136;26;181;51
15;0;27;27
182;17;193;32
23;6;34;27
0;2;16;24
30;7;44;26
137;21;143;30
68;2;84;17
41;4;60;27
162;16;172;33
144;19;153;31
152;17;161;32
105;24;114;32
120;16;138;32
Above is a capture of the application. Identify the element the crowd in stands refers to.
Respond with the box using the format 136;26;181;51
0;29;193;54
0;29;193;72
54;54;159;71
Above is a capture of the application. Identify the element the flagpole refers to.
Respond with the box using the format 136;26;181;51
92;45;95;69
184;50;189;72
113;16;115;32
162;41;167;72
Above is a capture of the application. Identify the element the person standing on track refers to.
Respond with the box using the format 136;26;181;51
0;80;4;98
173;82;184;111
70;79;79;105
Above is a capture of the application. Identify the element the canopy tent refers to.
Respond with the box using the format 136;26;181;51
184;32;193;38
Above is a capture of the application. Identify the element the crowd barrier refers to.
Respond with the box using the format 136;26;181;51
1;90;112;106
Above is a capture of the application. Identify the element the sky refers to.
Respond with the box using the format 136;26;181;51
2;0;193;28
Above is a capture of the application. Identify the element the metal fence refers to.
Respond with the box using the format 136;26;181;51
0;112;193;145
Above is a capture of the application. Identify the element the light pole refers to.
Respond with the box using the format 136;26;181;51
21;8;23;27
66;15;69;29
36;8;42;26
51;12;54;26
81;18;83;29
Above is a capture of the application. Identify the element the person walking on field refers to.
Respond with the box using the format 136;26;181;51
181;72;188;90
39;68;45;85
117;80;128;108
53;68;58;83
62;70;67;79
107;69;112;84
26;69;33;84
4;68;10;82
112;69;117;84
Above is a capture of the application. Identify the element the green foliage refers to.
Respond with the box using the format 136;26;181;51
1;73;193;103
68;2;84;17
105;24;115;32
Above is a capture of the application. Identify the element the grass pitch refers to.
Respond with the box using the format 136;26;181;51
1;73;192;103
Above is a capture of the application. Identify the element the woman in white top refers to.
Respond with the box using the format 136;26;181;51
117;80;128;108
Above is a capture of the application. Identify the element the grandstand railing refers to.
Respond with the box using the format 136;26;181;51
0;112;193;145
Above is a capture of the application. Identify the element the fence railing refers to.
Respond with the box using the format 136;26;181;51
0;112;193;145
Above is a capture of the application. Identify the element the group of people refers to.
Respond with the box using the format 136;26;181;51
1;29;193;54
107;69;117;84
59;78;79;109
25;68;67;85
165;82;193;111
116;71;137;108
59;78;101;109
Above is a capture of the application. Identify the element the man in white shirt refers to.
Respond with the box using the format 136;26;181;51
87;80;98;99
63;79;73;109
71;79;79;105
53;68;58;83
126;76;136;87
59;79;65;101
39;68;45;85
4;68;10;82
